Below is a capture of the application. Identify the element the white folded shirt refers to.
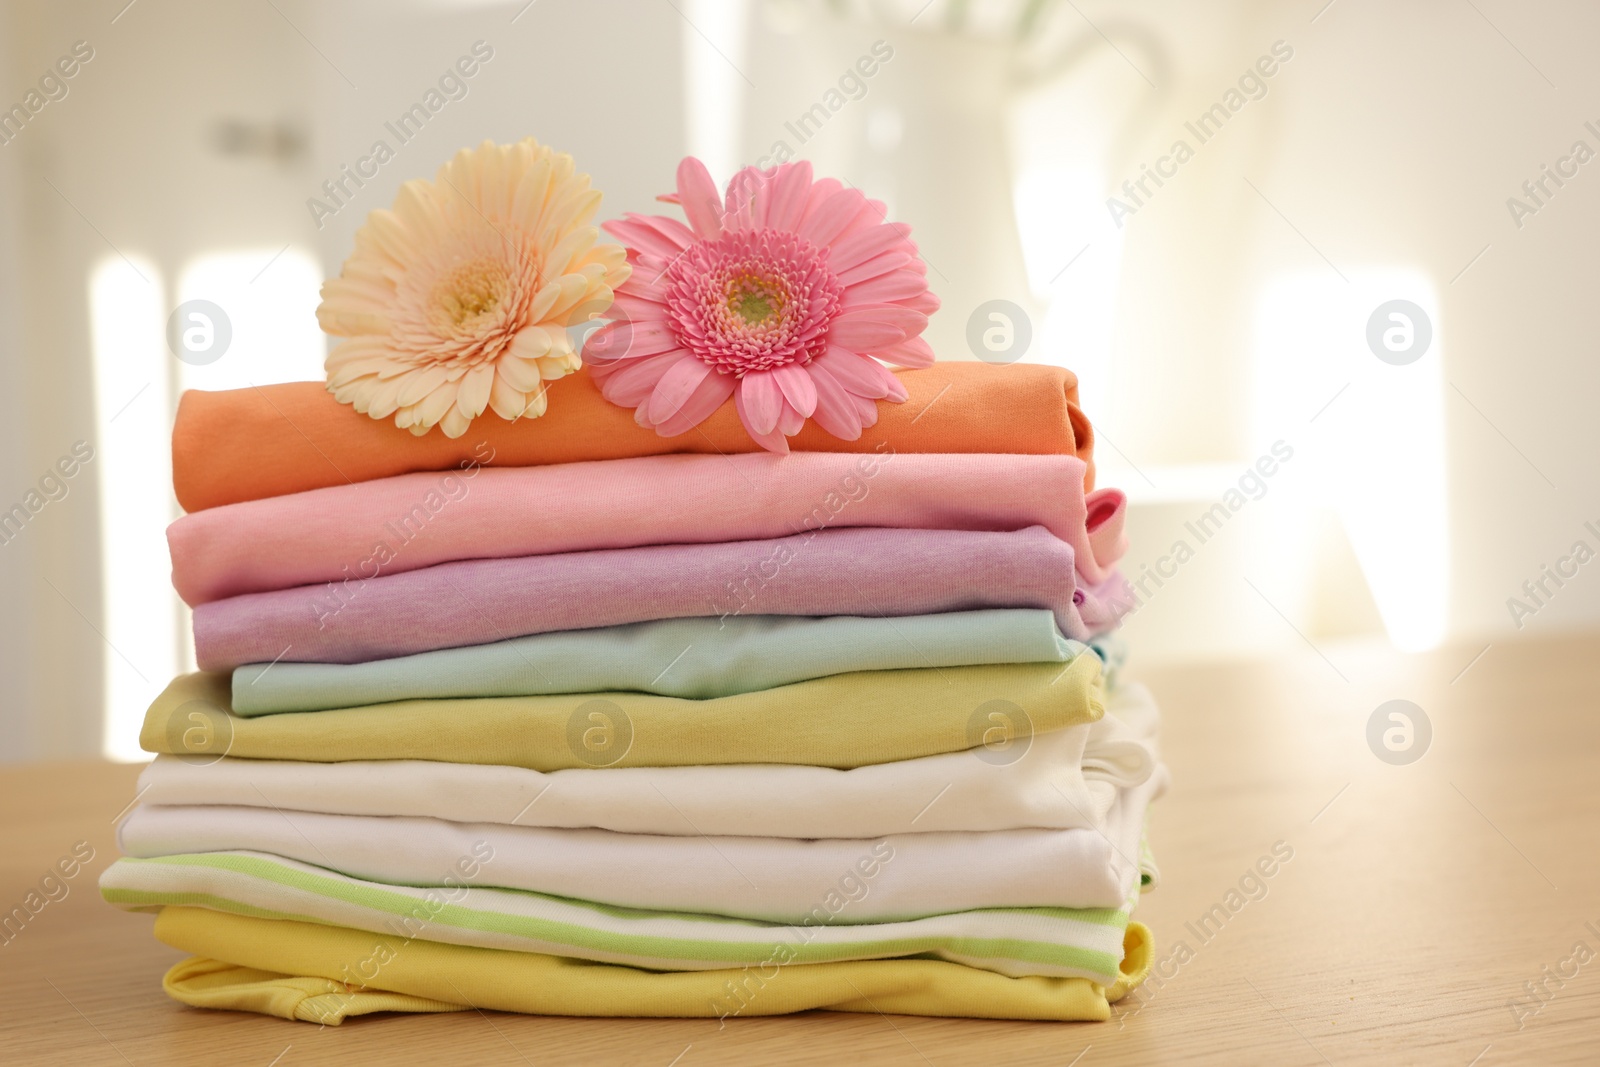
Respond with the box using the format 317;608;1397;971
132;683;1161;839
118;763;1167;922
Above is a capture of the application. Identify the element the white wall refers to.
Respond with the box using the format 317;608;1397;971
0;2;38;757
305;0;685;272
1;0;111;760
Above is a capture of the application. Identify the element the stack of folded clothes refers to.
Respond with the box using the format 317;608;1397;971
102;142;1165;1026
102;364;1164;1024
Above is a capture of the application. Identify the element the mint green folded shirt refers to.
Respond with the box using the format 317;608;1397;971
232;610;1086;716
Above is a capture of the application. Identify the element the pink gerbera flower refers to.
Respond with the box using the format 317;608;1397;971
584;157;939;452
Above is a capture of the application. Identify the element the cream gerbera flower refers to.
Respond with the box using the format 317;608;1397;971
318;138;629;437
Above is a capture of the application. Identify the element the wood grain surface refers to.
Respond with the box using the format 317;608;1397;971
2;631;1597;1065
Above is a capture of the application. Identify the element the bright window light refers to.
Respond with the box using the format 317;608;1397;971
89;256;175;761
1013;164;1126;416
89;246;324;760
1005;46;1137;418
176;247;326;392
682;0;749;187
1253;269;1448;651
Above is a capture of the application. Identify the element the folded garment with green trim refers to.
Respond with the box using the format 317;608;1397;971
153;907;1152;1024
115;762;1165;920
102;848;1148;982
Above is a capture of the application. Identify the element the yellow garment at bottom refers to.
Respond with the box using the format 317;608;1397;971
154;907;1151;1024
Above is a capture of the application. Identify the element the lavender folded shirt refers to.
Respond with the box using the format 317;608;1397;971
193;525;1115;671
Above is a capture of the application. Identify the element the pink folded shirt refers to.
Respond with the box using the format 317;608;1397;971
167;452;1127;606
192;525;1122;671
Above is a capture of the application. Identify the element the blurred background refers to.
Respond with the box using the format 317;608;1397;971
0;0;1593;762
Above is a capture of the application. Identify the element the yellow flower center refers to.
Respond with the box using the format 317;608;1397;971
433;258;512;332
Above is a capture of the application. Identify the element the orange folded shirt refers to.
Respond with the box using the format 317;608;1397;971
172;362;1093;512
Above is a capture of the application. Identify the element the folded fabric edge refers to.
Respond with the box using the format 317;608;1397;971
171;365;1092;513
140;657;1107;771
102;852;1133;984
228;611;1095;716
153;908;1151;1024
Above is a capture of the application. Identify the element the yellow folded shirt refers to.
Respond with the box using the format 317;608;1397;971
154;907;1151;1024
141;658;1104;770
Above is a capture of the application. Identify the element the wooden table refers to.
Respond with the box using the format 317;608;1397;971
4;632;1597;1065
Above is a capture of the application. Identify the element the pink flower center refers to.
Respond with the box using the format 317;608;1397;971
664;229;842;376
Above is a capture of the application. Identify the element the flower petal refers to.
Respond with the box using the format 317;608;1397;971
799;187;866;247
834;304;928;336
541;225;599;278
771;363;818;417
832;200;889;246
800;176;843;220
544;273;594;321
835;251;912;287
828;222;914;272
616;269;674;304
395;366;451;408
602;213;695;259
734;384;791;454
509;327;553;361
489;375;530;420
360;375;407;420
457;363;495;418
526;280;564;324
645;355;714;425
324;335;391;371
827;317;906;350
538;346;581;380
583;316;679;365
676;156;724;240
327;361;386;390
507;151;553;227
764;161;813;233
597;349;695;408
609;292;667;321
740;370;784;436
723;167;765;230
634;213;695;247
439;404;472;438
806;363;864;441
853;391;882;426
652;367;736;437
496;354;545;392
414;381;458;428
523;381;549;418
815;345;902;400
878;335;936;368
777;402;805;436
841;269;928;306
539;187;603;245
